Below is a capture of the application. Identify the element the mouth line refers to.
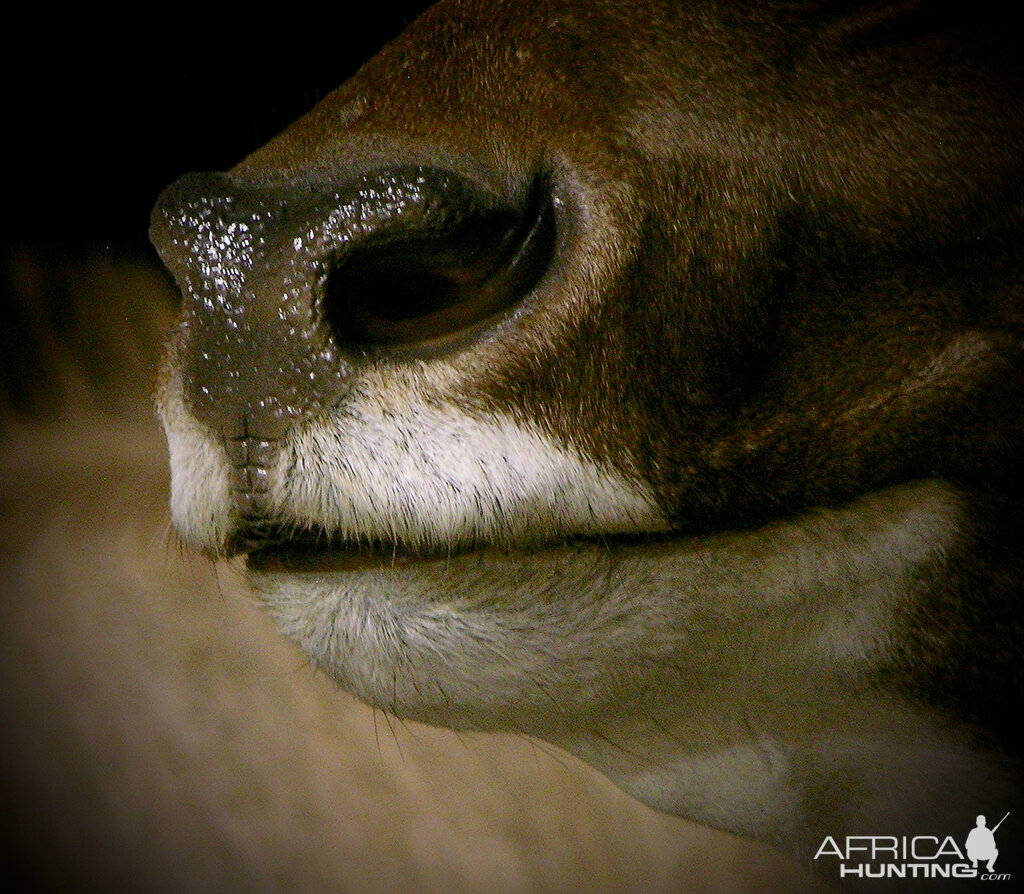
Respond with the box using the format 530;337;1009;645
243;528;675;575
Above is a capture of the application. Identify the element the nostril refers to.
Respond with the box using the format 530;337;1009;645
323;181;556;351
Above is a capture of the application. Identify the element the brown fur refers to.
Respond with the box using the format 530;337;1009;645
107;0;1024;887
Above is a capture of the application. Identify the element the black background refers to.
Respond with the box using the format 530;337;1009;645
4;5;437;254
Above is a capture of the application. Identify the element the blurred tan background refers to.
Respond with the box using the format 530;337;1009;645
0;16;829;893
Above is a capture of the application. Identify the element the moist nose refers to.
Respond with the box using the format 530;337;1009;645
149;166;554;530
150;170;349;445
151;170;352;531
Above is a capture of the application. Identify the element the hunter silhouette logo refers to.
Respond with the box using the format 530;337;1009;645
813;812;1012;881
965;812;1008;873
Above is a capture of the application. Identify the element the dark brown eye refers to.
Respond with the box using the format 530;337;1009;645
323;190;555;351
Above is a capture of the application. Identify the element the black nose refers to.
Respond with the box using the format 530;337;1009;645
150;166;554;526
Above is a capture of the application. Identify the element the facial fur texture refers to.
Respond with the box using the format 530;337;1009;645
152;0;1023;874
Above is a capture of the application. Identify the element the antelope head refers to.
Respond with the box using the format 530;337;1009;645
151;0;1024;881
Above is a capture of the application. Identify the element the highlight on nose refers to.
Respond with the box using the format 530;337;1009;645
150;169;349;445
150;167;555;434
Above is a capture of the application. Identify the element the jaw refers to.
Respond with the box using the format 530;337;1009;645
244;477;971;839
242;475;1004;856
